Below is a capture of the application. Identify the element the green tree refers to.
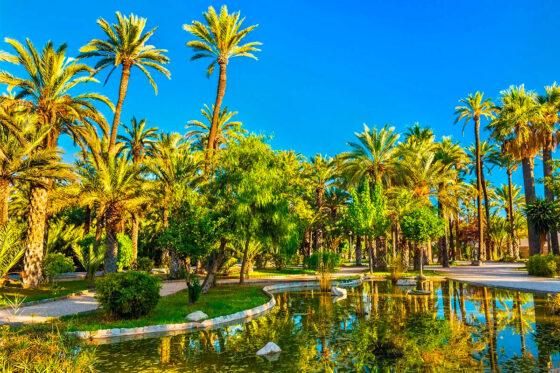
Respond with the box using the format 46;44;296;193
186;104;245;152
524;198;559;253
184;5;261;169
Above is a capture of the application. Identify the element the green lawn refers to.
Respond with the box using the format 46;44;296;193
62;285;269;332
0;280;91;307
221;267;317;279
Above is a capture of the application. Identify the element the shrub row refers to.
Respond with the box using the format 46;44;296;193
526;254;560;277
305;252;341;271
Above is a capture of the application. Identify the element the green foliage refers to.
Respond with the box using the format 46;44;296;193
526;254;560;277
0;325;96;372
135;257;154;272
401;206;445;244
346;182;389;238
45;219;84;257
0;222;25;283
72;233;105;281
305;252;341;271
95;271;161;318
188;275;202;304
404;312;452;351
116;233;134;270
524;198;559;235
42;253;75;283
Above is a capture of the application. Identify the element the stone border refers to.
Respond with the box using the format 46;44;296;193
444;277;560;295
69;277;364;341
0;289;94;311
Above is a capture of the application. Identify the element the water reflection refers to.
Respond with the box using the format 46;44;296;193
94;280;560;372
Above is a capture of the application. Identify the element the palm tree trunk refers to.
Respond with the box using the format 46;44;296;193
104;207;121;273
437;198;449;267
449;218;455;261
0;178;9;226
355;235;362;266
521;157;540;256
401;237;409;270
543;146;559;255
22;183;48;288
161;205;170;267
507;168;518;258
474;118;485;261
239;237;250;284
480;166;492;259
201;238;226;294
131;212;139;261
205;61;227;172
84;205;92;235
109;63;131;152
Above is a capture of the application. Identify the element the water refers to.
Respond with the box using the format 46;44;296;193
93;280;560;372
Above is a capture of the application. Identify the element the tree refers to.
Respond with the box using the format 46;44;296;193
0;38;112;287
455;92;497;261
80;12;170;152
525;198;559;253
489;85;541;256
184;5;261;169
186;104;245;152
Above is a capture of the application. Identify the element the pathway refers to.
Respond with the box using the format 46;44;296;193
427;261;560;294
0;267;368;325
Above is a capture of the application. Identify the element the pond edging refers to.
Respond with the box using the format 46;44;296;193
69;277;364;340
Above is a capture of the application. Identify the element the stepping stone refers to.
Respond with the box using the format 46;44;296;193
257;342;282;356
186;311;208;322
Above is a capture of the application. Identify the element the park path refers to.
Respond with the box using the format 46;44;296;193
0;267;368;325
427;261;560;294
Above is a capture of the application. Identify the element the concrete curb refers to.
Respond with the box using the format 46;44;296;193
69;277;364;341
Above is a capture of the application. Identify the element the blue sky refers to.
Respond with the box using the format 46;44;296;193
1;0;559;192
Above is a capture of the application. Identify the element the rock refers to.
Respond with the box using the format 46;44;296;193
186;311;208;322
331;286;347;297
332;293;347;303
257;342;282;356
396;279;416;286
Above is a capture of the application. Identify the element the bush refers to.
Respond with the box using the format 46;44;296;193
72;233;105;281
305;252;341;271
135;257;154;272
42;253;75;283
526;254;560;277
116;233;134;271
188;275;202;304
95;271;161;318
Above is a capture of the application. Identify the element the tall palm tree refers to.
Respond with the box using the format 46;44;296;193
455;92;497;261
340;124;399;185
489;149;520;257
0;38;112;287
184;5;261;169
79;12;170;152
119;117;158;260
186;104;245;151
489;85;541;256
536;83;560;255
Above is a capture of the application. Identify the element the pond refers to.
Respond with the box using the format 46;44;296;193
93;280;560;372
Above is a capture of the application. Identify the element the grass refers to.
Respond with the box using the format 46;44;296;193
220;267;317;279
0;280;91;307
62;285;269;332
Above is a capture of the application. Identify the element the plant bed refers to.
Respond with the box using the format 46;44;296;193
62;285;268;332
0;280;92;307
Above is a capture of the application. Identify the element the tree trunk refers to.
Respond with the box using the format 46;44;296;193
506;168;517;258
455;218;462;260
474;117;485;261
448;218;455;261
401;238;410;270
0;178;9;226
84;205;92;235
521;157;540;256
543;146;559;255
437;198;449;267
413;243;422;270
161;206;170;267
205;61;228;172
169;250;183;279
201;238;226;294
303;229;311;264
239;238;250;284
366;237;374;273
131;212;139;262
104;206;122;273
480;165;492;259
355;235;362;266
374;237;386;271
109;63;131;152
22;183;48;288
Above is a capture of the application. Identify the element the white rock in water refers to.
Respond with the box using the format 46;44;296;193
331;286;347;297
186;311;208;322
396;279;416;286
257;342;282;356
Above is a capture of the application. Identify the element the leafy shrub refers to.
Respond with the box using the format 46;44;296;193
0;325;96;372
116;233;134;271
42;253;75;283
0;222;26;285
526;254;560;277
135;257;154;272
95;271;161;318
72;233;105;281
305;252;341;271
188;275;202;304
499;254;519;263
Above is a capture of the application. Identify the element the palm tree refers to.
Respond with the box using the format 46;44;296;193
0;38;112;287
79;12;170;152
489;150;521;257
536;83;560;255
119;117;158;260
525;198;558;253
455;92;497;261
340;124;399;185
489;85;541;256
186;104;245;151
184;5;261;169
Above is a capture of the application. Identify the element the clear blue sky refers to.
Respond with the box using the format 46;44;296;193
1;0;559;192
